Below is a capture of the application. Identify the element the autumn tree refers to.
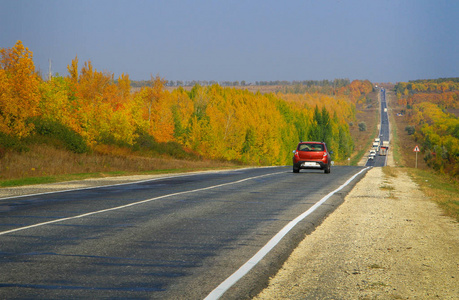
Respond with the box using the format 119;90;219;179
0;41;40;137
2;42;363;166
410;102;459;177
133;75;175;143
39;57;138;147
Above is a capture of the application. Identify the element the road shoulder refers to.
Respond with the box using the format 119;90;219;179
254;167;459;299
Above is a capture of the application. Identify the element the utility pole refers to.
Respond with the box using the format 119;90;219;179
48;59;52;81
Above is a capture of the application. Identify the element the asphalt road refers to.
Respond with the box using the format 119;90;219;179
366;87;390;167
0;166;368;299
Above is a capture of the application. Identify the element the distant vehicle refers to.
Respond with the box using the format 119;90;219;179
380;141;389;156
368;149;376;161
372;142;380;151
380;146;388;156
293;141;332;173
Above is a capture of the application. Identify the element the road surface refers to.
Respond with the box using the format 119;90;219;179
366;87;390;167
0;166;368;299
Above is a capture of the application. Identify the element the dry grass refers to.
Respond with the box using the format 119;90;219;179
408;168;459;221
388;90;428;170
379;184;395;191
347;90;380;164
386;89;458;220
382;166;398;178
0;144;240;182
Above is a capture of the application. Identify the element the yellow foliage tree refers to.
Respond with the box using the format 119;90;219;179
0;41;40;137
143;75;174;143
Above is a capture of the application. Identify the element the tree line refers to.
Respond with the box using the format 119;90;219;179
397;79;459;177
1;41;370;165
395;78;459;98
130;78;353;89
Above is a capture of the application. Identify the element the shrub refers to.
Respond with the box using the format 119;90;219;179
29;117;88;153
405;125;415;135
358;122;367;131
0;132;29;152
97;133;132;149
133;130;201;160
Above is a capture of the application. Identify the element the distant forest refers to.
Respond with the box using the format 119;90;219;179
395;77;459;177
129;78;352;89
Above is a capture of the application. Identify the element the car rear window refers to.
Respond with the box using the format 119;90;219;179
298;143;324;151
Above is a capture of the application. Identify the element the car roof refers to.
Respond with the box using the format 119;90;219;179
299;141;324;144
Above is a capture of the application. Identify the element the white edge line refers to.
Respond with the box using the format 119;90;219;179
0;170;285;236
204;166;371;300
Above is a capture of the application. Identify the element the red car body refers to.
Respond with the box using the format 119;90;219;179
292;141;332;173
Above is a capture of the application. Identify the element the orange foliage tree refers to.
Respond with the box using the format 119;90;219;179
0;41;40;137
337;80;373;105
131;75;175;143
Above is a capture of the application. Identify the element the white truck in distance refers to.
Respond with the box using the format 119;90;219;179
379;141;389;156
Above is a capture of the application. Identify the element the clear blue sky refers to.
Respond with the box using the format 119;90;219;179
1;0;458;83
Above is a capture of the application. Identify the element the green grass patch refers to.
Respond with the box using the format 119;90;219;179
0;176;59;187
388;110;403;166
0;172;118;187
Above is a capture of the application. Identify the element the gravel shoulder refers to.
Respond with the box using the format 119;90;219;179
254;161;459;299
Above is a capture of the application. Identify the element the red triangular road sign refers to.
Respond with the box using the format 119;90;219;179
414;145;420;152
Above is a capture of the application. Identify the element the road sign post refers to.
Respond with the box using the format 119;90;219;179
413;145;420;168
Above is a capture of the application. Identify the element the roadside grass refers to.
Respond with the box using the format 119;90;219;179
0;176;59;187
382;166;398;178
387;89;458;221
408;168;459;222
0;167;243;188
369;282;388;288
387;107;404;167
380;182;397;199
388;89;428;170
349;148;368;166
0;144;245;188
379;184;395;190
368;264;384;269
348;90;380;165
349;119;378;165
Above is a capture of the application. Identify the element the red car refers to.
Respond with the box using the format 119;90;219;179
292;141;332;173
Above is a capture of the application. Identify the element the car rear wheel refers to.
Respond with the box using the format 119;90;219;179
293;166;300;173
324;165;331;174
